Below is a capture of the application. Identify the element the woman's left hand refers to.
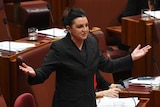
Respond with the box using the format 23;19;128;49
109;84;120;89
131;44;151;61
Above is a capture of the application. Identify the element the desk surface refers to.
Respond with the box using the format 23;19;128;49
0;34;61;60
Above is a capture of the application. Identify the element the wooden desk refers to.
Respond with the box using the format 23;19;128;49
119;85;151;98
0;94;7;107
119;85;160;107
149;90;160;107
137;98;150;107
0;35;55;107
121;15;159;77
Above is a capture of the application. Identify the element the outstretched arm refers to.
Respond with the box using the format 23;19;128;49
19;63;36;77
131;44;151;61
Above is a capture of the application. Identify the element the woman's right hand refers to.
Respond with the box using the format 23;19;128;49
19;63;36;77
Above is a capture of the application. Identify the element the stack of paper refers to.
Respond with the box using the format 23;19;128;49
129;76;160;85
145;10;160;18
97;97;139;107
37;28;67;38
0;41;35;52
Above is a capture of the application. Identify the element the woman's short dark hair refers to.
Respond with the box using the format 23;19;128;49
62;8;87;28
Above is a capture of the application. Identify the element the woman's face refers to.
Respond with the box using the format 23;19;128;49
67;16;89;41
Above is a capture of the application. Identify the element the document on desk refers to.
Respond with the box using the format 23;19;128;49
129;76;160;85
37;28;67;38
97;97;139;107
0;41;35;52
145;10;160;18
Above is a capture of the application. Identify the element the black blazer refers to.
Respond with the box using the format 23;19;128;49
118;0;160;23
28;33;133;107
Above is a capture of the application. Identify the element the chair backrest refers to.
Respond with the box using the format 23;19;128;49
0;0;11;41
0;95;7;107
16;43;56;107
90;28;107;54
14;93;36;107
0;89;7;107
17;43;52;69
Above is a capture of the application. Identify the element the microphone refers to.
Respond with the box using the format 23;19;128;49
3;18;12;55
119;80;126;88
116;79;126;89
47;3;54;27
152;56;160;75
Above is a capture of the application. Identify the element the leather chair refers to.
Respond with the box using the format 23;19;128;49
14;93;36;107
4;0;50;29
90;28;131;82
0;0;11;41
4;0;50;39
16;43;56;107
0;89;7;107
90;27;130;59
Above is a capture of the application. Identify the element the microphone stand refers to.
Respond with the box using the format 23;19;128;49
47;3;55;37
119;80;137;107
47;3;54;27
3;18;12;56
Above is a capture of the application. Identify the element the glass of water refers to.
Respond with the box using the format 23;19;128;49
28;27;38;41
141;9;151;20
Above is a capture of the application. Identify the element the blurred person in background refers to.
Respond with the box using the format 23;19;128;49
118;0;160;23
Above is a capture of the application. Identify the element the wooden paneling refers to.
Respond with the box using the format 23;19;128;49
70;0;127;34
45;0;72;27
121;15;159;77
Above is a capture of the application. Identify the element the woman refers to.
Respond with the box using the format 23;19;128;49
19;8;151;107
